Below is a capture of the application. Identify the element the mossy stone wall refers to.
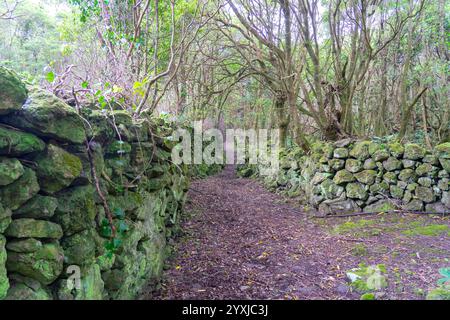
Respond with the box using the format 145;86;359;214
0;67;190;299
239;138;450;215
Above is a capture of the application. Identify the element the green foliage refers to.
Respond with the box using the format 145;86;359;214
347;263;388;294
102;207;129;258
402;224;450;237
438;268;450;285
45;71;55;83
360;293;376;300
69;0;101;22
0;0;63;77
426;268;450;300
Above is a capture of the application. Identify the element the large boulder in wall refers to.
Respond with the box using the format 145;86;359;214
0;67;27;115
2;89;86;144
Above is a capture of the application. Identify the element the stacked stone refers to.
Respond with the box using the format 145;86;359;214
312;139;450;214
238;137;450;215
0;67;190;300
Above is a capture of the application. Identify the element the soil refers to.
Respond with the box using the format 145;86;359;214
142;166;450;300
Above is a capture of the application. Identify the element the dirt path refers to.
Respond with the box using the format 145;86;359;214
142;166;449;300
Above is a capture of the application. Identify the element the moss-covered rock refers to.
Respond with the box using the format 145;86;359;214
0;126;45;156
398;169;417;182
311;172;333;185
354;170;377;185
415;186;435;203
0;235;9;299
441;191;450;208
2;89;86;144
349;141;371;160
0;67;27;115
346;183;368;200
383;157;402;171
333;147;349;159
372;149;389;162
425;202;447;213
418;177;432;187
57;264;104;300
368;142;385;156
5;218;63;239
439;159;450;174
402;159;416;168
388;142;404;158
0;157;24;186
404;143;426;160
363;158;377;170
390;185;404;199
6;238;42;253
34;144;82;194
0;204;12;233
345;159;363;173
5;281;52;300
383;171;397;185
318;199;360;215
364;200;396;213
52;185;96;236
61;229;96;265
0;167;39;210
403;199;424;211
319;179;344;200
438;178;449;191
369;181;390;194
328;159;345;171
6;242;64;285
333;169;355;185
435;143;450;159
415;163;435;177
423;154;439;165
105;140;132;155
13;195;58;219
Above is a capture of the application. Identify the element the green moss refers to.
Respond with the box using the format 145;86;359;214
0;167;40;210
2;88;86;144
364;200;396;213
0;157;24;186
351;279;371;293
6;242;64;285
403;224;449;237
0;67;27;115
333;219;376;235
426;285;450;300
388;142;404;158
0;235;9;299
351;244;369;256
360;293;376;300
35;144;82;194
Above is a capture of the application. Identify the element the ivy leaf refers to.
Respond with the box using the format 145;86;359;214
46;71;55;83
81;80;89;88
113;208;125;219
100;225;112;238
117;220;129;233
437;268;450;285
439;268;450;278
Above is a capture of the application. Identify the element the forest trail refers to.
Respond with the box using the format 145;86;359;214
144;166;359;299
141;167;450;300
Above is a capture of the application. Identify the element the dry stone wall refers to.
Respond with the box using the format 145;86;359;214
238;138;450;215
0;67;191;299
